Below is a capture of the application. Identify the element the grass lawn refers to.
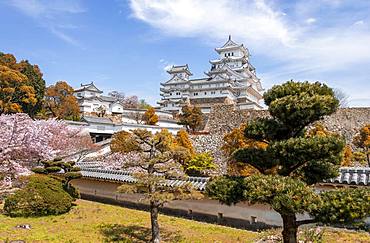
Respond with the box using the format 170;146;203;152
0;199;368;242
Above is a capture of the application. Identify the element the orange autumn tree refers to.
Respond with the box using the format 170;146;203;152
44;81;80;121
353;124;370;166
221;123;266;176
175;130;195;155
0;53;44;116
143;107;158;125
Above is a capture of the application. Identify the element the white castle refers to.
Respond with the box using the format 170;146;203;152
158;36;264;113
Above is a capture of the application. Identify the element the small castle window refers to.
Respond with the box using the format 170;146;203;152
204;92;207;95
170;93;172;95
232;52;234;56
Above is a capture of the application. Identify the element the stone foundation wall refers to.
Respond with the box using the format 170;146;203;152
192;104;370;173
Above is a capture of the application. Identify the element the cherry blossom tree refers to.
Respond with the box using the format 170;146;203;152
0;113;92;194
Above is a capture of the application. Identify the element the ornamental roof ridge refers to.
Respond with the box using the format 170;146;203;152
220;35;239;48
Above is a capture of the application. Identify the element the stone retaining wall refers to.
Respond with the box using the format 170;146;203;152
192;105;370;173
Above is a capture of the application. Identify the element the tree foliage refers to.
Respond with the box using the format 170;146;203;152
353;124;370;166
0;52;45;117
44;81;80;120
184;152;216;176
207;81;370;243
310;188;370;228
175;130;194;155
222;123;266;176
108;91;150;109
143;107;159;125
111;129;202;242
178;105;203;132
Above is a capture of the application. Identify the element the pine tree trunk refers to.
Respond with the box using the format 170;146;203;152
282;214;298;243
150;201;160;243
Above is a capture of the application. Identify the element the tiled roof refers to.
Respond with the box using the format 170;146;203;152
76;161;103;169
167;65;192;75
326;167;370;186
80;167;209;191
81;116;114;124
99;95;117;102
78;164;369;189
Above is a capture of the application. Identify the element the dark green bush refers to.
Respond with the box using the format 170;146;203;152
45;166;62;173
4;175;74;217
71;166;81;172
31;167;47;174
311;187;370;228
63;184;80;199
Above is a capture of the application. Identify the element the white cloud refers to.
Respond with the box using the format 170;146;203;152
8;0;85;46
129;0;370;106
354;20;365;26
305;18;316;24
129;0;294;46
158;59;174;72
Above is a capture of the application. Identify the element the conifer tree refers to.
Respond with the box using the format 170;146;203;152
207;81;370;243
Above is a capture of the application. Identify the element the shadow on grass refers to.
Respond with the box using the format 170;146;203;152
99;224;182;243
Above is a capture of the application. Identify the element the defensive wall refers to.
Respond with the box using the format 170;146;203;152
192;105;370;173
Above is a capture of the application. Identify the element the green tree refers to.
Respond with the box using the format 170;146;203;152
178;105;203;133
184;152;216;176
206;81;369;243
44;81;80;120
143;107;159;125
139;99;151;109
112;129;202;243
17;60;46;117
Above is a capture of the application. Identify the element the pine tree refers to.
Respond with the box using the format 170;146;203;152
207;81;370;243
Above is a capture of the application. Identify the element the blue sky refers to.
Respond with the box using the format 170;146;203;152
1;0;370;106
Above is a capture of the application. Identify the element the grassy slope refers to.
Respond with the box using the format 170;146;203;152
0;200;257;243
0;200;368;243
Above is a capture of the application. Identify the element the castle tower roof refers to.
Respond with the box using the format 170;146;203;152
166;64;193;76
215;35;249;56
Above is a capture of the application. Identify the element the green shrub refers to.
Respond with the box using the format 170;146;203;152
45;166;62;173
311;187;370;228
184;152;216;176
71;166;81;172
4;175;74;217
31;167;47;174
63;184;80;199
